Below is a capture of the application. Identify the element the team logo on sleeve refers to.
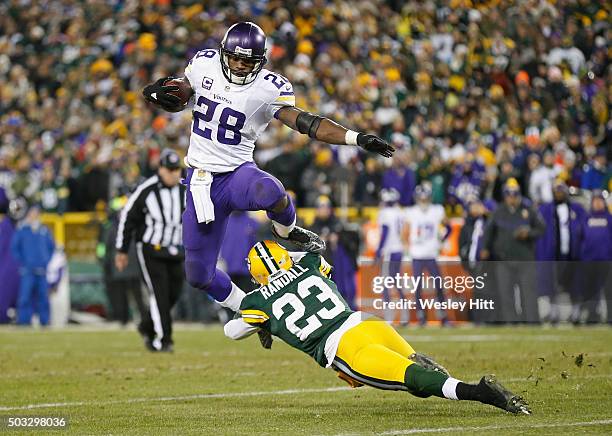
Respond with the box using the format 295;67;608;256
202;76;214;90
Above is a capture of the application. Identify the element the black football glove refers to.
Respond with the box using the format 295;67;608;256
142;77;182;111
257;329;273;350
357;133;395;158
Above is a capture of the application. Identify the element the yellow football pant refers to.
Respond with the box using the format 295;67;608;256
333;320;416;390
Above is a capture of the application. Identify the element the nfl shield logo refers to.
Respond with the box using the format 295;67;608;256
202;76;214;90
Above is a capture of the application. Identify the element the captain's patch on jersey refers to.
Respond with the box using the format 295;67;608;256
202;76;214;90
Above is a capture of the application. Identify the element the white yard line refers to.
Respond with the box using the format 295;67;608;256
404;334;581;342
330;419;612;435
0;387;351;411
1;373;611;412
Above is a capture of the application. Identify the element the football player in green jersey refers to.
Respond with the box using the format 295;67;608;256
224;240;531;414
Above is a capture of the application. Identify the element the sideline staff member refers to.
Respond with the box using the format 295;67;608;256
481;178;545;324
115;149;185;352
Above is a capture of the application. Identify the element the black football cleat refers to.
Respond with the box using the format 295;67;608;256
476;375;531;414
138;324;157;352
271;225;326;254
409;352;450;376
159;343;174;353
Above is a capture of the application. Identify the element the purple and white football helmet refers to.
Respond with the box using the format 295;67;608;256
220;22;267;85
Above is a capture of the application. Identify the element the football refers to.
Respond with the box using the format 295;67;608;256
164;77;193;106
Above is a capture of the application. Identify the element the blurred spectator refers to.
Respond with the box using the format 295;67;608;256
529;151;558;205
581;148;610;190
11;156;40;203
492;160;519;203
481;178;545;324
300;147;334;206
459;198;492;271
535;181;585;324
448;154;485;207
382;151;416;207
354;157;383;207
37;161;69;214
459;197;495;324
578;192;612;324
97;197;146;325
220;211;261;294
310;196;359;309
0;198;27;323
417;153;449;205
10;204;55;326
265;135;310;202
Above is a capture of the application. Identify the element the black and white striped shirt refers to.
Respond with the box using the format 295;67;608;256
115;175;185;254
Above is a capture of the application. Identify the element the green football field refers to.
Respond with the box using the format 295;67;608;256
0;325;611;435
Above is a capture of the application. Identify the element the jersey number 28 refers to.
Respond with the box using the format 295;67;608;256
272;276;345;341
192;96;246;145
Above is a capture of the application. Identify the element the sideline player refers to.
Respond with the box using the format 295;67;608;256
142;22;394;311
224;240;531;414
375;188;408;324
404;184;451;325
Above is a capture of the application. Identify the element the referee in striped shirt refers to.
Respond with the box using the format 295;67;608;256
115;149;186;352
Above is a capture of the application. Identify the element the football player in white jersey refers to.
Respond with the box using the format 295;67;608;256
404;184;451;326
142;22;394;311
376;188;408;324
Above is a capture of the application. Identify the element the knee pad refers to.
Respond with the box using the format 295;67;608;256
185;257;215;290
252;176;286;210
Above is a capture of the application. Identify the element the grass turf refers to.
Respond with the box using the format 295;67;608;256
0;325;611;435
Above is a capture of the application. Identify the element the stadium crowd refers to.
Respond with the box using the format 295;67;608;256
0;1;611;325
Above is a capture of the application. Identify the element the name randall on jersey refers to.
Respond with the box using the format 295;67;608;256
259;264;309;299
372;298;495;311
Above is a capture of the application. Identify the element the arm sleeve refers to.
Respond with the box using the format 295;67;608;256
115;187;147;253
528;208;546;239
441;222;452;241
482;214;495;251
438;206;451;240
265;77;296;119
184;54;197;88
377;225;389;256
224;319;259;340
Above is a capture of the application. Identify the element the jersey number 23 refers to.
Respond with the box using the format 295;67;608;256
272;276;345;341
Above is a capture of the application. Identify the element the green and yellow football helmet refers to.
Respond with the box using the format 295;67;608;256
247;240;293;285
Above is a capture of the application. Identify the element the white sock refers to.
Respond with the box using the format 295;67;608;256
219;282;246;312
272;217;296;238
442;377;460;400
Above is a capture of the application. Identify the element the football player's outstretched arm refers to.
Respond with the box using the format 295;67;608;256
224;318;258;340
276;107;395;158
